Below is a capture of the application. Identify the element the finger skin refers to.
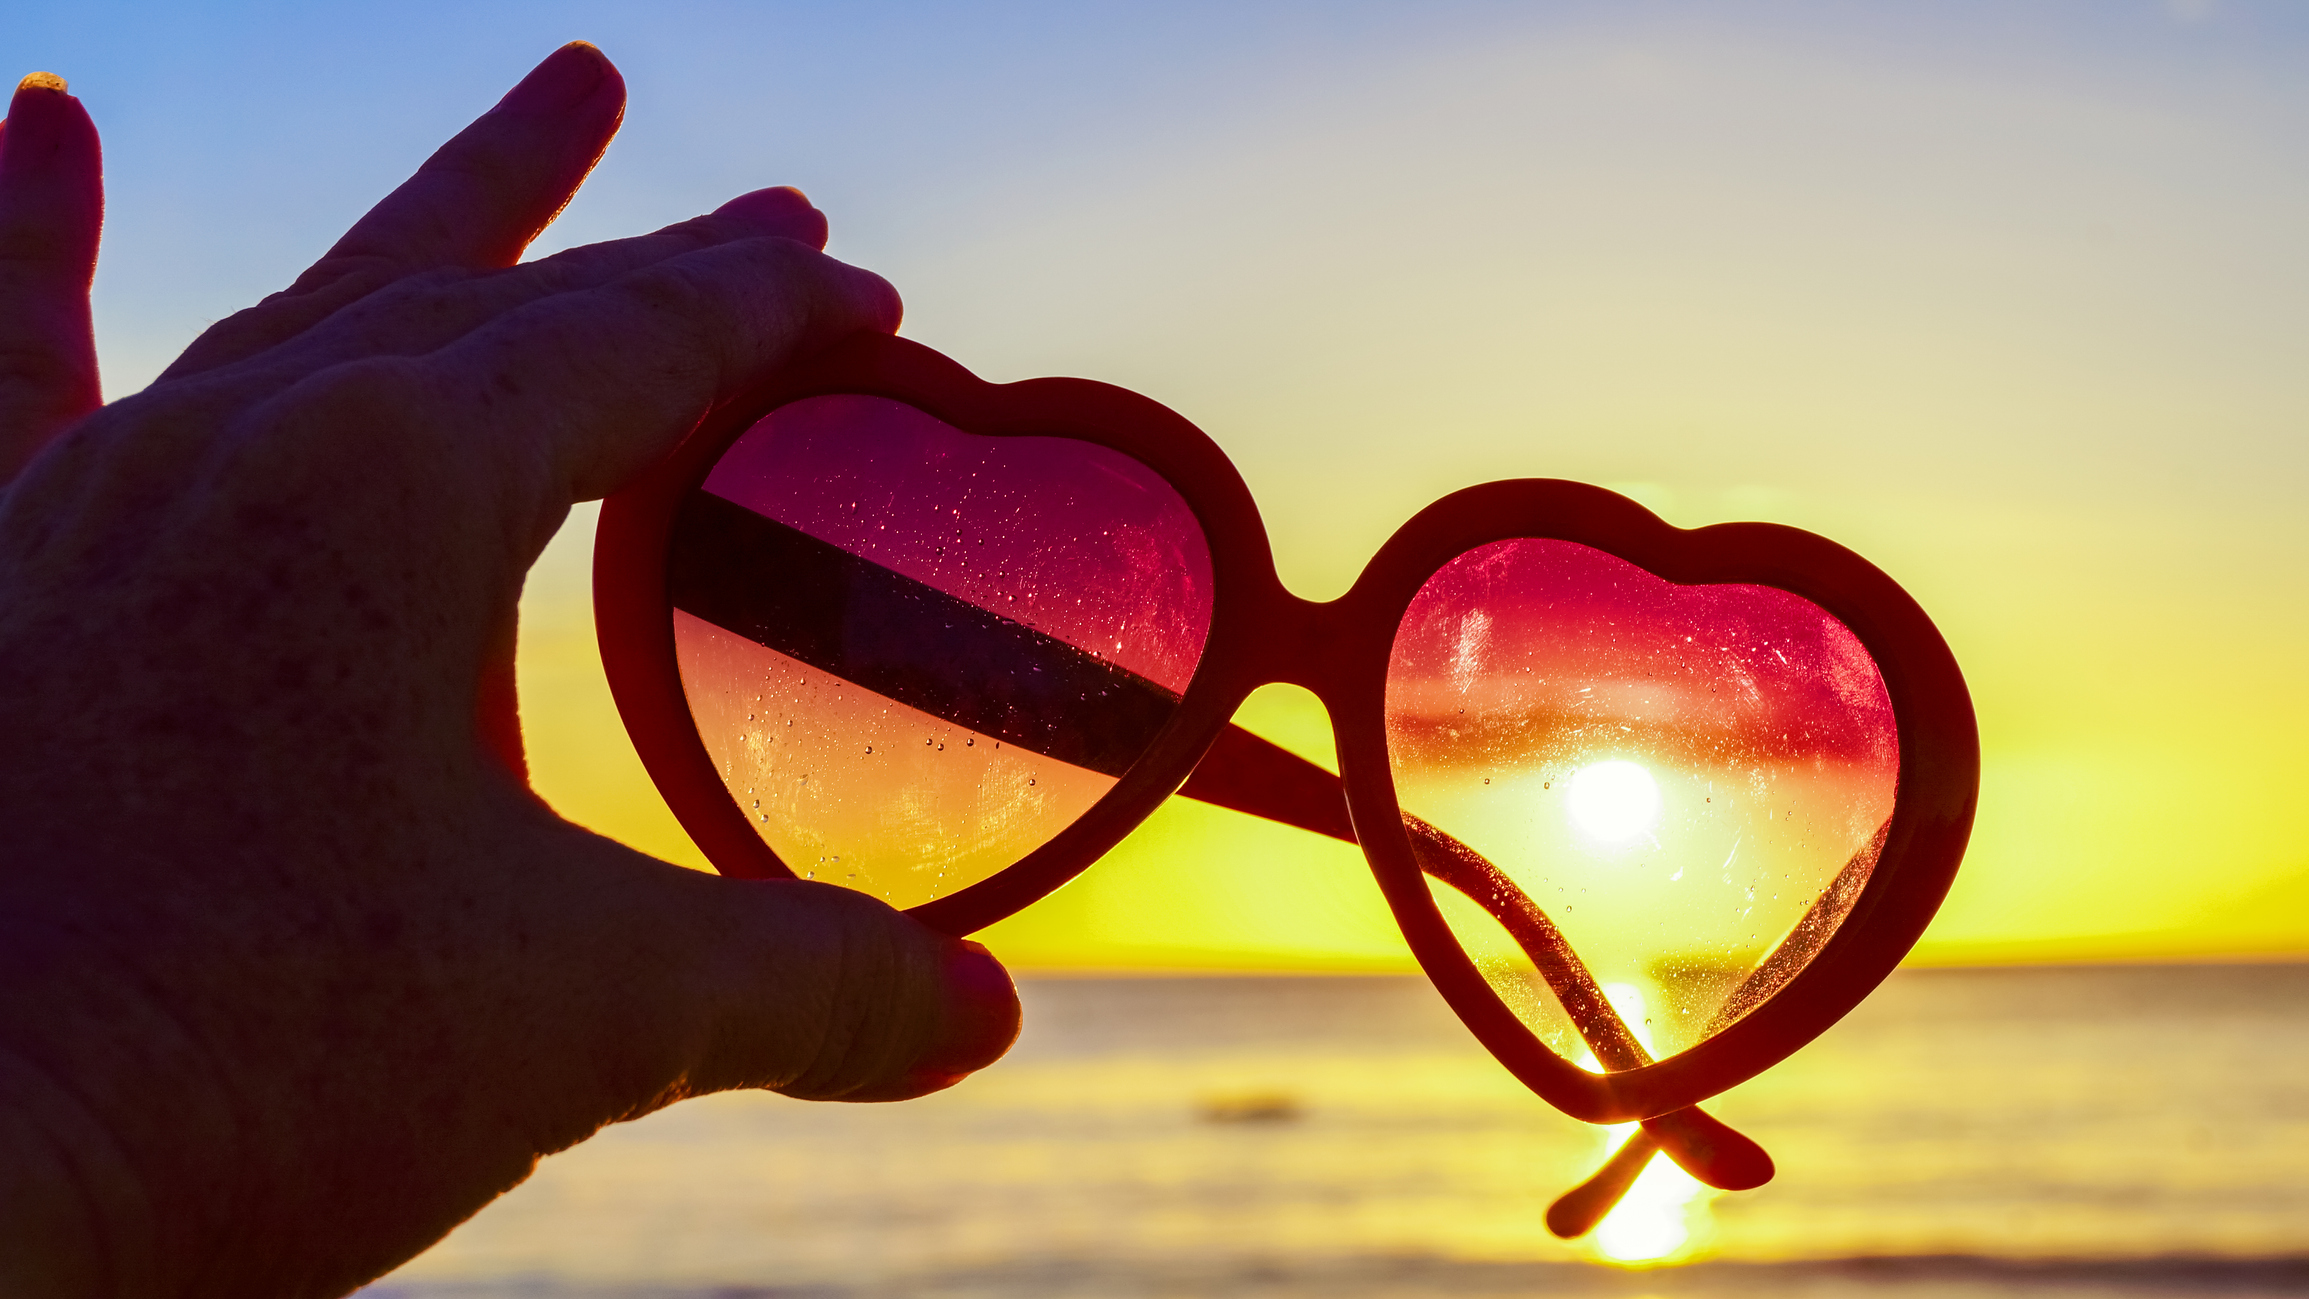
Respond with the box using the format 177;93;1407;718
145;41;814;809
156;184;854;794
330;41;623;270
0;819;1016;1296
0;44;993;1299
179;185;843;399
0;73;103;481
161;41;627;382
413;231;902;502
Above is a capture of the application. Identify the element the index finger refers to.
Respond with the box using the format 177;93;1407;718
164;42;626;381
321;41;624;275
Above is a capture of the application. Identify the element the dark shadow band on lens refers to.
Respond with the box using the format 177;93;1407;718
668;488;1181;777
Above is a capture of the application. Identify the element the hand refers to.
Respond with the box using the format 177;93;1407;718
0;44;1019;1299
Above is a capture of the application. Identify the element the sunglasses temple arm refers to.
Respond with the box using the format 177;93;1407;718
1546;1126;1659;1238
1535;826;1887;1232
1176;728;1774;1216
1547;1104;1776;1237
1695;819;1889;1041
1174;723;1358;842
1176;726;1664;1070
1400;814;1649;1070
1402;817;1775;1210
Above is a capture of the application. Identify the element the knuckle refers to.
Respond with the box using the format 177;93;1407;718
334;265;488;331
166;258;426;378
611;256;723;322
286;354;432;419
377;264;482;302
285;252;404;301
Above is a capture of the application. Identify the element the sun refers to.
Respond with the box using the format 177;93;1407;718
1564;760;1662;845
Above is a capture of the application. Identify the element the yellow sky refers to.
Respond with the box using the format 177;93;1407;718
337;12;2240;969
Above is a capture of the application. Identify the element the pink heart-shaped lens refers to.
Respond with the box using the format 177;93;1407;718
670;395;1214;908
1385;538;1899;1066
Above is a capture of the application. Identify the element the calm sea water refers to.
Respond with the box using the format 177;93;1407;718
366;965;2309;1298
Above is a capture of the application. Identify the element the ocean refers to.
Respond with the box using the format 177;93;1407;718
364;964;2309;1298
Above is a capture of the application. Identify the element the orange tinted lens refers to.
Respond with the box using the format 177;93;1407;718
669;396;1214;909
1384;539;1898;1067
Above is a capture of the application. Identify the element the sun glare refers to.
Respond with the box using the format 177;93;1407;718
1588;1146;1715;1266
1565;760;1661;845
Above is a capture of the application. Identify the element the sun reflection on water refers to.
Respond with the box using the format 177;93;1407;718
1586;1143;1718;1266
1576;981;1722;1267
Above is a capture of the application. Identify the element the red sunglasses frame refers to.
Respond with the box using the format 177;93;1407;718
595;331;1979;1135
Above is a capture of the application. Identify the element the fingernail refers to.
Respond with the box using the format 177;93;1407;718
498;42;610;115
903;940;1021;1092
4;73;86;169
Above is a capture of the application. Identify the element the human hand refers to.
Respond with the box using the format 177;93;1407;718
0;43;1019;1299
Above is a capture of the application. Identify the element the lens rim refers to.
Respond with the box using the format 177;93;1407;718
1327;479;1977;1122
596;331;1979;1124
596;334;1280;937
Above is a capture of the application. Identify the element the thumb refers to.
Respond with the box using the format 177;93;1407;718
647;869;1021;1105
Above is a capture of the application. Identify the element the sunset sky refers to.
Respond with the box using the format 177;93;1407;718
19;0;2308;968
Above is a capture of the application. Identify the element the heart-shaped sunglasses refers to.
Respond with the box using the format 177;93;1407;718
595;332;1980;1235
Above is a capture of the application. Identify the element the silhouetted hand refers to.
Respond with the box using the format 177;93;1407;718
0;44;1019;1299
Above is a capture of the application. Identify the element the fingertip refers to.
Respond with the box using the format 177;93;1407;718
497;42;621;118
883;939;1021;1099
930;940;1023;1075
714;186;830;249
4;71;99;163
816;254;903;336
565;41;628;108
